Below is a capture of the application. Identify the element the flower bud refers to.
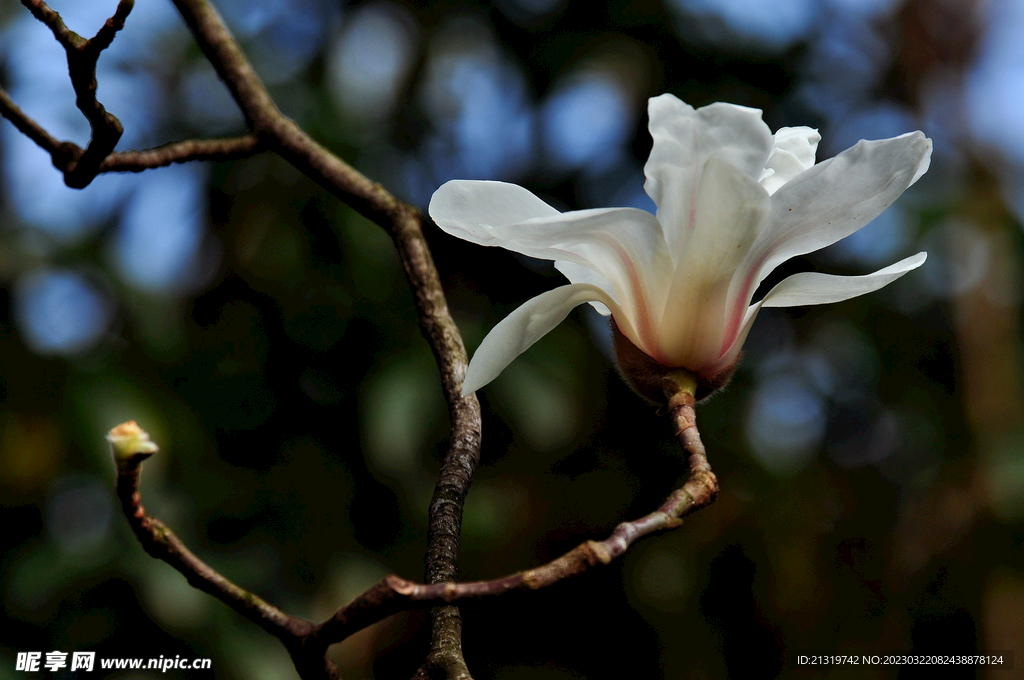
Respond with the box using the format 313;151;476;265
107;420;158;471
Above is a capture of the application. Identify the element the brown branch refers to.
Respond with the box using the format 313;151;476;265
88;0;135;53
20;0;81;49
110;422;309;638
105;381;717;663
313;376;718;647
107;422;339;680
0;87;79;165
0;87;57;148
10;1;264;183
10;1;261;182
164;2;484;677
97;136;261;172
20;0;131;187
0;82;261;174
104;371;714;680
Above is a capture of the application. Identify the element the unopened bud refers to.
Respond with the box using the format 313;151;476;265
107;420;158;470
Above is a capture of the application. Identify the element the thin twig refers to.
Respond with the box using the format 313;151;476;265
108;422;339;680
87;0;135;53
19;0;80;49
0;83;261;174
111;424;310;640
97;136;262;172
106;374;716;679
108;377;718;659
20;0;135;187
313;377;718;646
0;87;77;164
15;1;244;186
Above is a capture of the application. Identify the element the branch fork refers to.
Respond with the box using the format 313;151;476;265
0;0;261;187
108;376;717;678
20;0;131;186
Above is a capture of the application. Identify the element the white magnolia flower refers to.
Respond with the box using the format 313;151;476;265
430;94;931;399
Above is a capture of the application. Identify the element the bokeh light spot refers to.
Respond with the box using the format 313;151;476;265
669;0;817;50
541;74;632;174
114;164;210;293
14;269;113;356
327;3;419;125
745;373;826;475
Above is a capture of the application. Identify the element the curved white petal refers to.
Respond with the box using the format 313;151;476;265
722;131;932;345
712;252;926;376
554;260;615;315
430;179;671;350
749;132;931;285
429;180;560;242
462;283;631;394
657;155;771;368
643;95;773;259
760;126;820;195
760;251;927;308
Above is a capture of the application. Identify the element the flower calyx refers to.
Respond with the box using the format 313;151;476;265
612;323;737;403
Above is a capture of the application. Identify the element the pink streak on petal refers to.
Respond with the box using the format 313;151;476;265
594;233;663;362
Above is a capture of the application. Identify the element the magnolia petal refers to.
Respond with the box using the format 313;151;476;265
431;179;670;339
554;260;615;315
910;147;932;186
760;126;820;195
643;95;773;259
429;180;560;245
720;132;931;356
678;156;772;280
774;126;820;167
760;251;927;308
711;252;926;377
462;284;630;394
512;207;671;339
744;132;932;293
658;156;771;368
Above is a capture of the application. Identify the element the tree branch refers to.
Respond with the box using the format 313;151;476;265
20;0;132;187
106;374;719;668
109;422;307;637
0;84;263;173
164;2;484;676
96;136;261;172
87;0;135;53
312;376;718;647
106;388;718;677
0;87;69;156
19;0;82;50
1;4;263;183
107;422;339;680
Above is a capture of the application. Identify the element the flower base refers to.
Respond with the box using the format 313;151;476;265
612;323;737;403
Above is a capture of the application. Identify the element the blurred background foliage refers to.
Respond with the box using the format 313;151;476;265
1;0;1022;677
